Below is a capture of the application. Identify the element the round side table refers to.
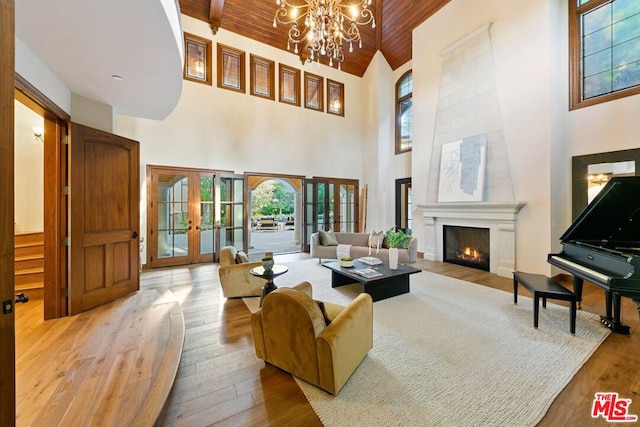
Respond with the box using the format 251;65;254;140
250;264;289;307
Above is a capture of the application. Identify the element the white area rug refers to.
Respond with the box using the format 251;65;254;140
245;260;610;426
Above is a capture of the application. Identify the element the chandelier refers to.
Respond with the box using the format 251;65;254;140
273;0;376;70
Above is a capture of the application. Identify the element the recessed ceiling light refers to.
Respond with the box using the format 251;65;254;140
112;74;123;81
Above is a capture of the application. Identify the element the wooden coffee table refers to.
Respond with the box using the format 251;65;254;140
323;260;421;302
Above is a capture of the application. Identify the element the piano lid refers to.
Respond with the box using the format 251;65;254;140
561;176;640;243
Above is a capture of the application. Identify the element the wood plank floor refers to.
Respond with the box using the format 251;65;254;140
15;287;184;426
15;255;640;425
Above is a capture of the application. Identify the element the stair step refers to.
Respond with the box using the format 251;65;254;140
14;232;44;246
15;281;44;292
15;268;44;286
15;254;44;271
14;242;44;258
14;233;45;291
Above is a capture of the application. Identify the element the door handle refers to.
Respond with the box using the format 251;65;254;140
132;231;139;239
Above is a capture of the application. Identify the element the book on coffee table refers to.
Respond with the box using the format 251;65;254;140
353;268;383;278
358;256;383;266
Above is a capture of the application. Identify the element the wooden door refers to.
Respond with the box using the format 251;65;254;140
69;123;140;315
0;0;16;421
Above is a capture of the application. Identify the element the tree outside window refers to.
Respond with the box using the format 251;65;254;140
570;0;640;109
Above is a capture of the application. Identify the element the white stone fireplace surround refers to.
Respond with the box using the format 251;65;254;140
418;202;526;278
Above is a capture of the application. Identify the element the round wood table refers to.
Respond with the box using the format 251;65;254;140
250;265;289;307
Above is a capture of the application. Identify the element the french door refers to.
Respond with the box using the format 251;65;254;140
302;178;358;251
147;166;246;267
303;179;329;252
218;173;248;253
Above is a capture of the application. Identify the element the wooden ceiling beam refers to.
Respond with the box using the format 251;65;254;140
209;0;225;34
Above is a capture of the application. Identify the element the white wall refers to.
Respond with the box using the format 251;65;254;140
411;0;554;273
14;100;44;233
118;15;368;263
15;38;71;115
359;52;392;232
17;5;640;274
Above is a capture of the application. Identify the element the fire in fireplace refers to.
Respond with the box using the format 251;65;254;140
443;225;490;271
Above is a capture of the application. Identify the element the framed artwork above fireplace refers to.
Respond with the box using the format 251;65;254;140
437;134;487;202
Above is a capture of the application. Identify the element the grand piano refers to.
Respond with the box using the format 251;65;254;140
548;176;640;334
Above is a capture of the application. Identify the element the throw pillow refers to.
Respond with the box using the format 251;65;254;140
368;231;384;248
235;251;250;264
319;230;339;246
316;301;332;326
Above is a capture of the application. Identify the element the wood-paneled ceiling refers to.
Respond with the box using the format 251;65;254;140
179;0;451;77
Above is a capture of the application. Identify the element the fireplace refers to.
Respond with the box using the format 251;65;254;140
443;225;490;271
417;202;526;277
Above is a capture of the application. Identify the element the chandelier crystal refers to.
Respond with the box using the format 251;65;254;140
273;0;375;70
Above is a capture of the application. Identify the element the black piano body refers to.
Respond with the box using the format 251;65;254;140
548;176;640;334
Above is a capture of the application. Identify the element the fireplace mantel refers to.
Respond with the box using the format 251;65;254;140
417;202;527;277
418;202;526;220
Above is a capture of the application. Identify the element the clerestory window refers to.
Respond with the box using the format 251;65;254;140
570;0;640;109
395;70;413;154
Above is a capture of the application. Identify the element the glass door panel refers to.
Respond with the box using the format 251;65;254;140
338;184;356;232
154;173;191;266
303;179;329;252
147;168;193;267
218;174;246;253
196;174;215;263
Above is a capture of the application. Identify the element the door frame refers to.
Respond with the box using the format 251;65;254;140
302;178;330;252
216;172;249;258
395;177;412;230
1;0;15;419
146;165;234;267
16;75;70;320
310;176;360;232
246;173;304;254
301;177;360;251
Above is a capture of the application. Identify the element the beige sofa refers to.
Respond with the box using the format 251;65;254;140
310;232;418;263
251;281;373;395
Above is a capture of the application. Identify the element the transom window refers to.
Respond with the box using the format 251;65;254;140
570;0;640;109
395;70;413;154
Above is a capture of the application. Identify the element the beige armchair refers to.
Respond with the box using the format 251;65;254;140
251;281;373;395
218;246;264;298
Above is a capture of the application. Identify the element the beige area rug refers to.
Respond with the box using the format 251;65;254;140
244;260;610;426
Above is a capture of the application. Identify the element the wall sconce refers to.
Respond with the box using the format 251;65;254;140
32;127;44;142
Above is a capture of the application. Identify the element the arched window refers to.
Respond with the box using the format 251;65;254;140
395;70;413;153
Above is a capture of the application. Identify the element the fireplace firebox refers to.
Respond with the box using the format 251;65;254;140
443;225;490;271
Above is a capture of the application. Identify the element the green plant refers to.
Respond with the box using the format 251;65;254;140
385;227;410;248
340;256;353;261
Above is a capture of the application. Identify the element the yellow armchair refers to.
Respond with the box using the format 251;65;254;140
218;246;264;298
251;282;373;395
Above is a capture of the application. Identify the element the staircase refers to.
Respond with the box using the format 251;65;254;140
15;232;44;291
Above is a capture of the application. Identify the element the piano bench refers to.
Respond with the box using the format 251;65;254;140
513;271;579;334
